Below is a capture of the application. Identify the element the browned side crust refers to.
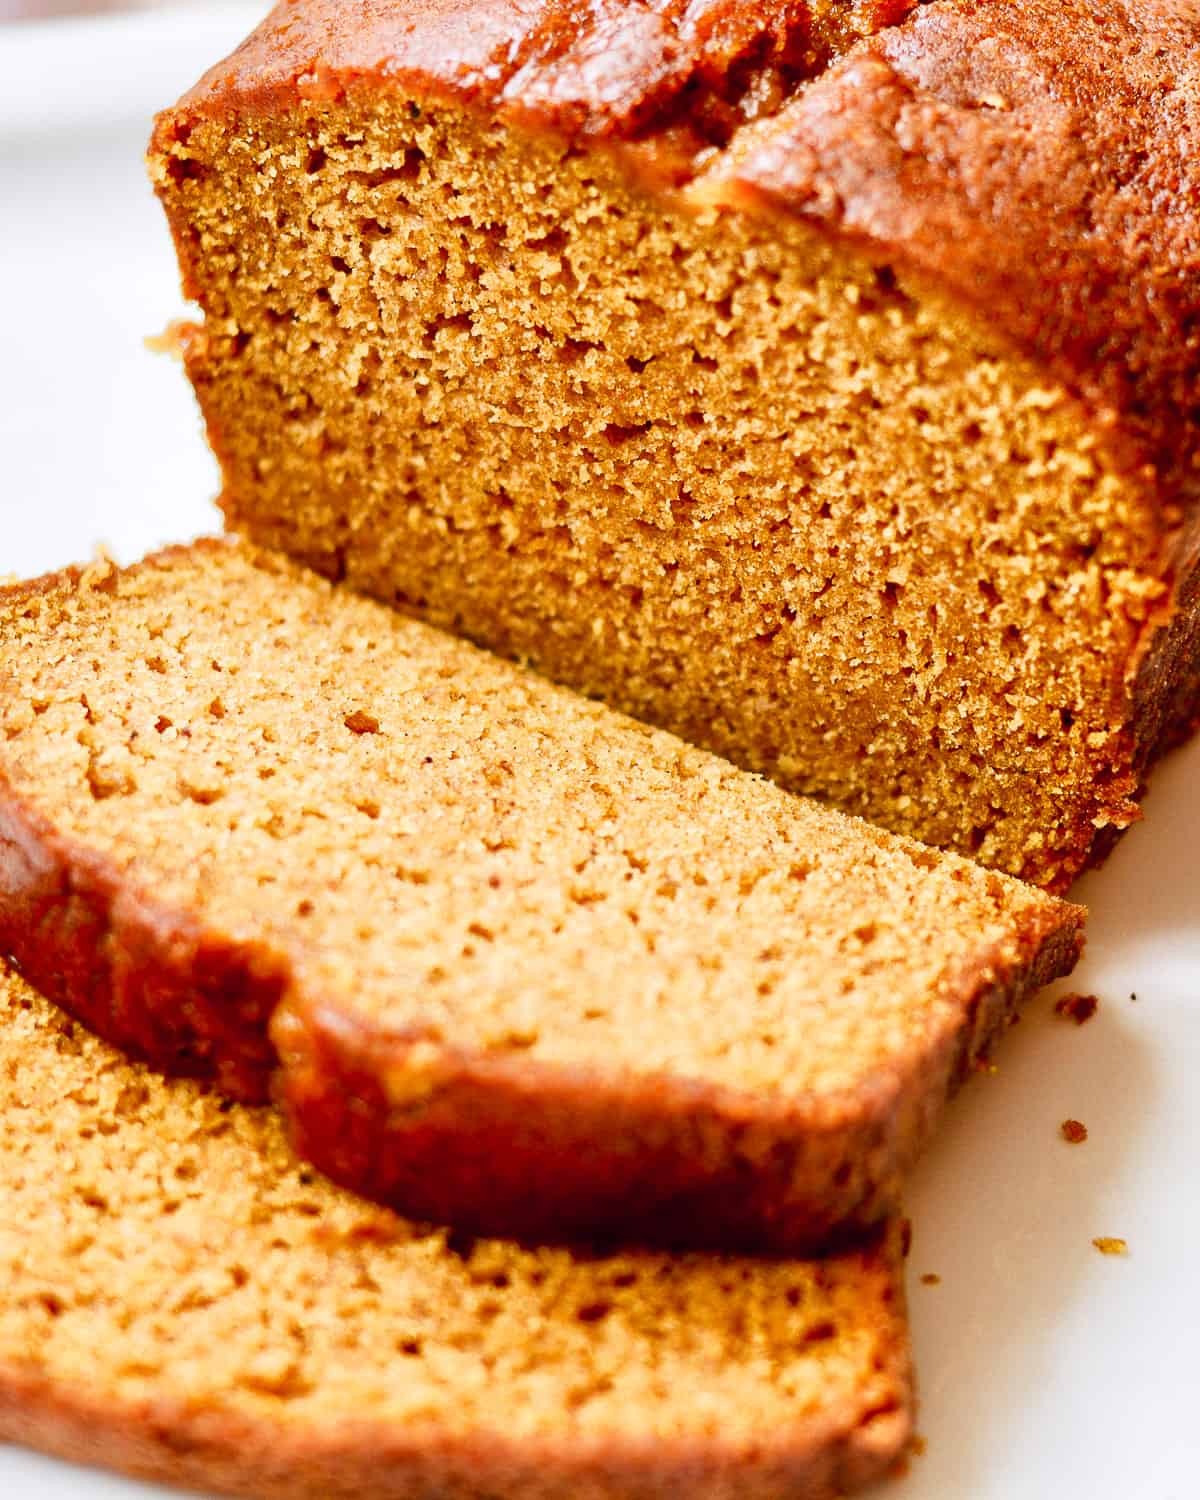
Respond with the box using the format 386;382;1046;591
0;1357;911;1500
0;780;282;1104
0;546;283;1104
1133;519;1200;765
275;912;1080;1253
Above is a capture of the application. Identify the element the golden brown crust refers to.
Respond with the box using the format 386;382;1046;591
0;1367;911;1500
0;549;279;1104
0;540;1083;1253
161;1;917;165
275;906;1081;1253
0;781;283;1103
1129;514;1200;763
0;545;283;1104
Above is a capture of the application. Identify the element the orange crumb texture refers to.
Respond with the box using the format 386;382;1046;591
1055;992;1100;1024
1061;1119;1088;1143
1092;1237;1129;1256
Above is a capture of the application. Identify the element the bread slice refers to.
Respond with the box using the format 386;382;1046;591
0;960;914;1500
149;0;1200;892
0;540;1083;1251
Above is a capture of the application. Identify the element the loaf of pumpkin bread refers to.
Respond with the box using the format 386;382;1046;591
150;0;1200;891
0;961;915;1500
0;540;1082;1251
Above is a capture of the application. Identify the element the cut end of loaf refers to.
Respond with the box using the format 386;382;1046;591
148;8;1179;891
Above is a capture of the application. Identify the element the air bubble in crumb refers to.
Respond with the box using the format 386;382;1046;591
179;778;225;806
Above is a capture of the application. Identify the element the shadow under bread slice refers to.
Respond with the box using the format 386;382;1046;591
0;961;914;1500
0;540;1083;1252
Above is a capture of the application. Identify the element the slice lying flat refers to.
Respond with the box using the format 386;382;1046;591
0;962;915;1500
0;541;1083;1251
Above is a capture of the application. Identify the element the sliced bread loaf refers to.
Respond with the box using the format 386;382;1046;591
0;540;1083;1251
150;0;1200;891
0;960;914;1500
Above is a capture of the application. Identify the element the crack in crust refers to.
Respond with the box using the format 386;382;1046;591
161;0;922;175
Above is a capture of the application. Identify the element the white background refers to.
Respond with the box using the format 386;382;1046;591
1;7;1198;1497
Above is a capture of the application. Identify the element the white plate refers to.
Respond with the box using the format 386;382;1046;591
1;9;1198;1498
